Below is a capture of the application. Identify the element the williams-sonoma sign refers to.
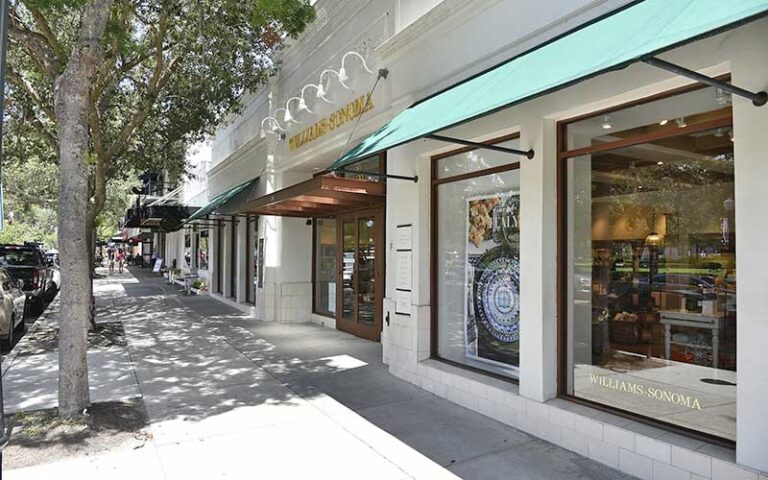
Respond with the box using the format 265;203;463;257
288;94;374;151
589;374;703;410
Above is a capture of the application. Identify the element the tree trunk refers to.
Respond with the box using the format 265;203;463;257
54;0;113;418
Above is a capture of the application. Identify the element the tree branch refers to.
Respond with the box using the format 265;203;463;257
6;65;55;120
7;12;62;80
102;9;179;164
21;1;66;65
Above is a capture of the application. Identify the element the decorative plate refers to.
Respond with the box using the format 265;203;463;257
474;254;520;343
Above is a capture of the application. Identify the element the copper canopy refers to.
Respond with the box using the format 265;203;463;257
240;175;385;217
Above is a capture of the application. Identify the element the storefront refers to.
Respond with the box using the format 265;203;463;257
240;165;387;340
179;0;768;476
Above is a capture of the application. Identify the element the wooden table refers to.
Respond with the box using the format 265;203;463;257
659;310;726;367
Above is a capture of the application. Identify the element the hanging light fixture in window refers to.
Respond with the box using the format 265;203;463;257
675;117;687;128
659;119;669;126
601;115;613;130
729;129;734;142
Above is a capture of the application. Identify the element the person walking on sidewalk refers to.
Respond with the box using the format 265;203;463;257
108;248;115;274
117;248;126;274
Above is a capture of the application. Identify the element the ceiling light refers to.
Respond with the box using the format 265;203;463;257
638;185;644;189
657;161;664;165
675;117;687;128
729;129;734;142
714;128;724;137
645;231;663;247
659;119;669;126
601;115;613;130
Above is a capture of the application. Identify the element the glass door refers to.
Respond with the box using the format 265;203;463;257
336;207;384;341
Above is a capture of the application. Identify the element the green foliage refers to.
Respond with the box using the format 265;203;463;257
5;0;316;227
0;206;57;248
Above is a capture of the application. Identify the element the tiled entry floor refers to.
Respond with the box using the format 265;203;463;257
220;317;635;479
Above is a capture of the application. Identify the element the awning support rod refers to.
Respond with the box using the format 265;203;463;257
332;168;418;183
643;57;767;107
427;134;535;159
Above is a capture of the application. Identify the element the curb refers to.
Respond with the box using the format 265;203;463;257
2;294;60;377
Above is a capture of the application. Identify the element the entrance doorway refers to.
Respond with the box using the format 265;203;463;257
336;207;384;341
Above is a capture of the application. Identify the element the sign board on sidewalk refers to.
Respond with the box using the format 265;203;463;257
153;258;163;273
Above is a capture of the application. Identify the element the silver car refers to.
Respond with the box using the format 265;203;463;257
0;267;27;350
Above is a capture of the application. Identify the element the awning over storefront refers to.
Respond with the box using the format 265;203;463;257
187;178;259;222
240;175;385;217
330;0;768;170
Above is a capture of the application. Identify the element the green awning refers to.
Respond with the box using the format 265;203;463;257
330;0;768;169
187;178;259;222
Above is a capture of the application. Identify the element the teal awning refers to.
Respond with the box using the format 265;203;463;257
187;178;259;222
330;0;768;169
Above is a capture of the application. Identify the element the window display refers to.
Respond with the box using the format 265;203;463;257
314;218;337;317
198;230;209;270
433;136;521;378
562;85;736;440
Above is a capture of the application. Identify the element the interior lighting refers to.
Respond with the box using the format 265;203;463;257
644;231;663;247
729;129;735;142
676;117;687;128
657;161;664;165
659;119;669;126
601;115;613;130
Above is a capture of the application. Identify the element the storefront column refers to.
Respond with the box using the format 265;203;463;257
518;119;558;402
235;218;247;303
732;32;768;471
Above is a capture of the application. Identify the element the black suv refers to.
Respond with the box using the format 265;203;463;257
0;244;54;314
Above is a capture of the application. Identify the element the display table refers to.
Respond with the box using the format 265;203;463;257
659;311;725;367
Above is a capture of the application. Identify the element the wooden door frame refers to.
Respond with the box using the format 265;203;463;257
335;206;385;341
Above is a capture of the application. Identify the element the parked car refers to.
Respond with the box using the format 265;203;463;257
0;267;27;350
46;250;61;291
0;244;54;314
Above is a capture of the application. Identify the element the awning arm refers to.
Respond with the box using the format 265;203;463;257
643;57;767;106
331;169;419;183
427;134;535;159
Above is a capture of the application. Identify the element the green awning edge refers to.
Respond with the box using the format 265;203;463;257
186;177;259;222
330;0;768;170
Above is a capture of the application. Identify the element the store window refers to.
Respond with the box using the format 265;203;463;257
432;134;522;378
198;230;209;270
313;218;337;317
184;233;191;267
561;84;736;441
337;154;385;182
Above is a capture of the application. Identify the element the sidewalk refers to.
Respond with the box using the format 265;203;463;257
4;269;634;479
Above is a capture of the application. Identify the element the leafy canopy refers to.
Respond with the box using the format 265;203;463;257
5;0;315;223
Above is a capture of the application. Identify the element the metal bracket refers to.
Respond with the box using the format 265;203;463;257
333;168;418;183
644;57;768;107
427;134;535;159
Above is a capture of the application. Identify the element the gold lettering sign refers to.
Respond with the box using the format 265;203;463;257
288;93;374;151
589;374;702;410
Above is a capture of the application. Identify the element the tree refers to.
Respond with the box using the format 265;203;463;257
6;0;315;417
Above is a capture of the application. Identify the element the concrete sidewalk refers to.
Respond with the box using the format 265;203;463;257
5;269;634;479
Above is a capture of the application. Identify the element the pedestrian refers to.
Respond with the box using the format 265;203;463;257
108;248;115;274
117;248;126;274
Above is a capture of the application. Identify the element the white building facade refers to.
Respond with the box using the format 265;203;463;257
161;1;768;477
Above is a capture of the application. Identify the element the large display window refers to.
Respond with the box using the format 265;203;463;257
432;134;522;379
313;218;337;317
198;230;209;270
560;83;737;441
